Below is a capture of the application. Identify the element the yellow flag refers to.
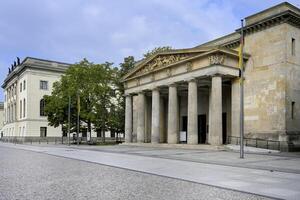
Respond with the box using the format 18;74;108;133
238;37;244;69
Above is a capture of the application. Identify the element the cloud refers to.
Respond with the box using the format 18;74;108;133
0;0;299;101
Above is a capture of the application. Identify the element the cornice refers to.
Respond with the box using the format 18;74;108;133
2;57;71;89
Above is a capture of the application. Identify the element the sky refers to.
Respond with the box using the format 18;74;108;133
0;0;300;101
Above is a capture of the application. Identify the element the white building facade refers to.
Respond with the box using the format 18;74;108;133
0;102;4;137
2;57;70;141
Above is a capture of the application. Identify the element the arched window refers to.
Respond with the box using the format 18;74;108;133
40;99;46;116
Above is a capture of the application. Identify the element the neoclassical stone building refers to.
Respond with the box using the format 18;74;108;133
123;2;300;149
2;57;70;140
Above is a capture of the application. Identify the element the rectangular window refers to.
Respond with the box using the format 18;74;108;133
40;127;47;137
23;80;26;90
23;99;26;118
20;100;22;119
292;101;295;119
292;38;296;56
40;80;48;90
20;83;22;92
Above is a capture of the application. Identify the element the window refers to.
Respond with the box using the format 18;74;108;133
20;82;22;92
292;38;296;56
20;100;22;119
292;101;295;119
23;98;26;118
40;80;48;90
40;127;47;137
40;99;46;116
23;80;26;90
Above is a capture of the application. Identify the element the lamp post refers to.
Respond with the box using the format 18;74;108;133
68;95;71;146
77;92;80;146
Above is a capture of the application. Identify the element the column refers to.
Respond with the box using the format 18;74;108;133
151;88;160;143
159;97;165;143
167;84;179;144
137;92;145;143
125;95;133;143
209;76;223;145
231;78;240;137
187;79;198;144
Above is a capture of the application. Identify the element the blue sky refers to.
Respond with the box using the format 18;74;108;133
0;0;299;100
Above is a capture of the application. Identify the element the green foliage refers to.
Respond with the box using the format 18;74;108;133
107;56;135;134
143;46;173;58
44;59;115;134
45;47;172;136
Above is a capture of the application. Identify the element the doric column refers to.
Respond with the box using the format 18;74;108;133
137;92;145;143
209;76;223;145
125;95;133;143
159;97;165;143
231;78;240;137
167;84;179;144
187;79;198;144
151;88;160;143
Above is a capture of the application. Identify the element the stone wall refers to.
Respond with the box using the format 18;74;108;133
243;23;288;140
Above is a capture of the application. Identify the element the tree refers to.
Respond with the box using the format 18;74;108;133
143;46;173;58
107;56;135;137
44;59;114;140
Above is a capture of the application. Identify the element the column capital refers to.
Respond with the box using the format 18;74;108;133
151;87;160;91
124;93;132;97
137;91;146;95
168;83;177;87
211;74;223;78
185;77;197;83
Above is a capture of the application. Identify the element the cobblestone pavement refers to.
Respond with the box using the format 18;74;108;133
0;145;272;200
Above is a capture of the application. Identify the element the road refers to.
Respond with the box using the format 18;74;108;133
1;143;298;200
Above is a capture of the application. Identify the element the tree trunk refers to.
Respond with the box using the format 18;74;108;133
87;119;91;143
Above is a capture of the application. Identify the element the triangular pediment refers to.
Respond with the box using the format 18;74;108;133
123;47;250;81
123;48;211;80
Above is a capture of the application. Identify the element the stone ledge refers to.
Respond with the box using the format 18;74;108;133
121;142;226;151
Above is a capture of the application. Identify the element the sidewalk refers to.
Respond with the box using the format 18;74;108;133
1;142;300;200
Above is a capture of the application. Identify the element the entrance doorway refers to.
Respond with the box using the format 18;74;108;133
198;115;206;144
181;116;187;143
222;113;227;144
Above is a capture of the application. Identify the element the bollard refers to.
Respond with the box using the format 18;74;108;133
266;140;269;149
255;138;258;148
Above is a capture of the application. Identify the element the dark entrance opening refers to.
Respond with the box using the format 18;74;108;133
182;116;187;132
181;116;187;143
198;115;206;144
222;113;227;144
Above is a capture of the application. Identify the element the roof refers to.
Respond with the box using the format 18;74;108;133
2;57;71;88
195;2;300;48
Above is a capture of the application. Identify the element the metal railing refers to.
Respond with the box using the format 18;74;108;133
227;136;281;151
0;136;124;145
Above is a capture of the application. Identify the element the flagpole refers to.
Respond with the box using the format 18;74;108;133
240;19;245;159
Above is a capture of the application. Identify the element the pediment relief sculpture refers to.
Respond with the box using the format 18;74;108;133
208;53;226;65
136;54;189;76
